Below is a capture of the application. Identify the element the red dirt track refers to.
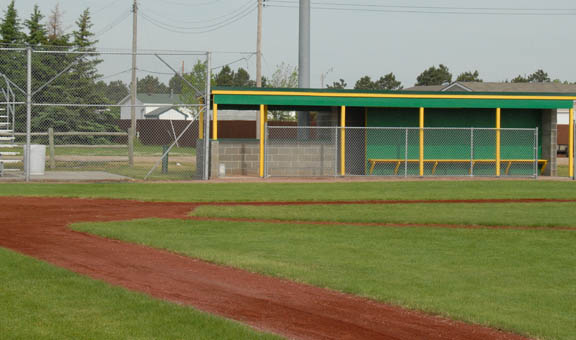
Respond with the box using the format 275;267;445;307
0;196;539;340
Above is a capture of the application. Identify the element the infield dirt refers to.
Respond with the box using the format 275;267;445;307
0;196;536;340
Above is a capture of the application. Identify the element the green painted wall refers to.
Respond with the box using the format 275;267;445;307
364;108;542;176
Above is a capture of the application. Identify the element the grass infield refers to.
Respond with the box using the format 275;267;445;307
0;247;279;340
2;181;576;202
73;218;576;340
193;202;576;228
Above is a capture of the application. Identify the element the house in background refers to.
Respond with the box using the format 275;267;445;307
406;82;576;153
406;82;576;124
118;93;194;120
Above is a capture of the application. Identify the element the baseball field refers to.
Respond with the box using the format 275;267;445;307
0;180;574;340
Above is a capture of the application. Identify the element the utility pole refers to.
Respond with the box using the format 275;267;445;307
129;0;138;167
256;0;263;87
298;0;310;126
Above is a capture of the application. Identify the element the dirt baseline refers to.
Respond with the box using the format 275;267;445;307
0;196;537;340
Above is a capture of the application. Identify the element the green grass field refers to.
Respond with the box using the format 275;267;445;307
193;202;576;228
2;181;575;339
0;247;279;340
2;180;576;202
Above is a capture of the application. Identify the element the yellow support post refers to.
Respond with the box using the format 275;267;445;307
199;110;204;139
570;108;574;178
259;104;265;177
419;107;424;176
496;108;501;177
340;106;346;176
212;104;218;140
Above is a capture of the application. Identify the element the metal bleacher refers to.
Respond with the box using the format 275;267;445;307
0;79;22;177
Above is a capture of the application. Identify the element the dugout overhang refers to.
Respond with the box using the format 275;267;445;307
212;87;576;110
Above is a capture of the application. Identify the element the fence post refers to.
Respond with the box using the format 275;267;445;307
419;107;424;177
334;127;338;177
203;52;211;181
25;46;32;182
496;108;501;177
534;127;539;178
259;104;265;177
404;128;408;177
470;128;474;177
340;106;346;176
127;127;134;165
48;128;55;169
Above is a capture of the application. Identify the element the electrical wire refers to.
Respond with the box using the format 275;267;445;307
137;68;174;76
138;0;254;24
92;0;121;15
94;9;131;38
140;0;223;7
266;1;576;16
96;68;132;81
268;0;576;12
139;5;257;34
211;54;255;71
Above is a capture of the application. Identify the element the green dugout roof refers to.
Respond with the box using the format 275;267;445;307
212;87;576;110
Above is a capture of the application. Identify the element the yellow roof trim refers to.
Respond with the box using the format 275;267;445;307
212;90;576;101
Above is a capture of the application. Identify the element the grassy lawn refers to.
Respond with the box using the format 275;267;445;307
51;144;196;157
73;218;576;340
0;247;280;340
2;181;576;202
193;202;576;228
45;161;197;180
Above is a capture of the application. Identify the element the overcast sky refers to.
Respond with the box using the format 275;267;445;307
9;0;576;88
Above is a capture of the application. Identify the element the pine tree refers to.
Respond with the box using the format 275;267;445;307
0;0;23;44
46;3;69;45
25;5;47;45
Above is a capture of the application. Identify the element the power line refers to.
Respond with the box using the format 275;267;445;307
138;0;254;24
96;68;132;81
266;1;576;16
269;0;576;12
94;9;131;38
211;54;255;71
139;5;257;34
140;0;224;7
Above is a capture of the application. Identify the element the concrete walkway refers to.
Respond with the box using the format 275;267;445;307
0;171;132;182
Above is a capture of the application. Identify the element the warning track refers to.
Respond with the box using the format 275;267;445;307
0;196;544;340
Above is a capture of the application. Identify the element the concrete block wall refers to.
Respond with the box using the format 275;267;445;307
267;143;336;176
215;140;260;177
208;139;336;177
541;109;557;176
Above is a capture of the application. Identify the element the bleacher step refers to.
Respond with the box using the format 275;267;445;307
0;159;22;164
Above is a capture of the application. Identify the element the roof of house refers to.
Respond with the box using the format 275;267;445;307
144;106;188;119
405;82;576;93
137;93;183;104
118;93;184;105
212;87;576;110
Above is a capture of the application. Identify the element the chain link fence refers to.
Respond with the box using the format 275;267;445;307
265;126;540;178
0;46;212;181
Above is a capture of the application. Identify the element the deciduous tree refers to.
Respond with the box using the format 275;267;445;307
416;64;452;86
456;70;482;82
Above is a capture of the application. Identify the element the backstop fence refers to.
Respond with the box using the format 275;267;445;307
0;46;213;181
266;126;541;178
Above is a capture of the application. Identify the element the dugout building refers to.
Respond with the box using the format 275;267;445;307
200;87;576;179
